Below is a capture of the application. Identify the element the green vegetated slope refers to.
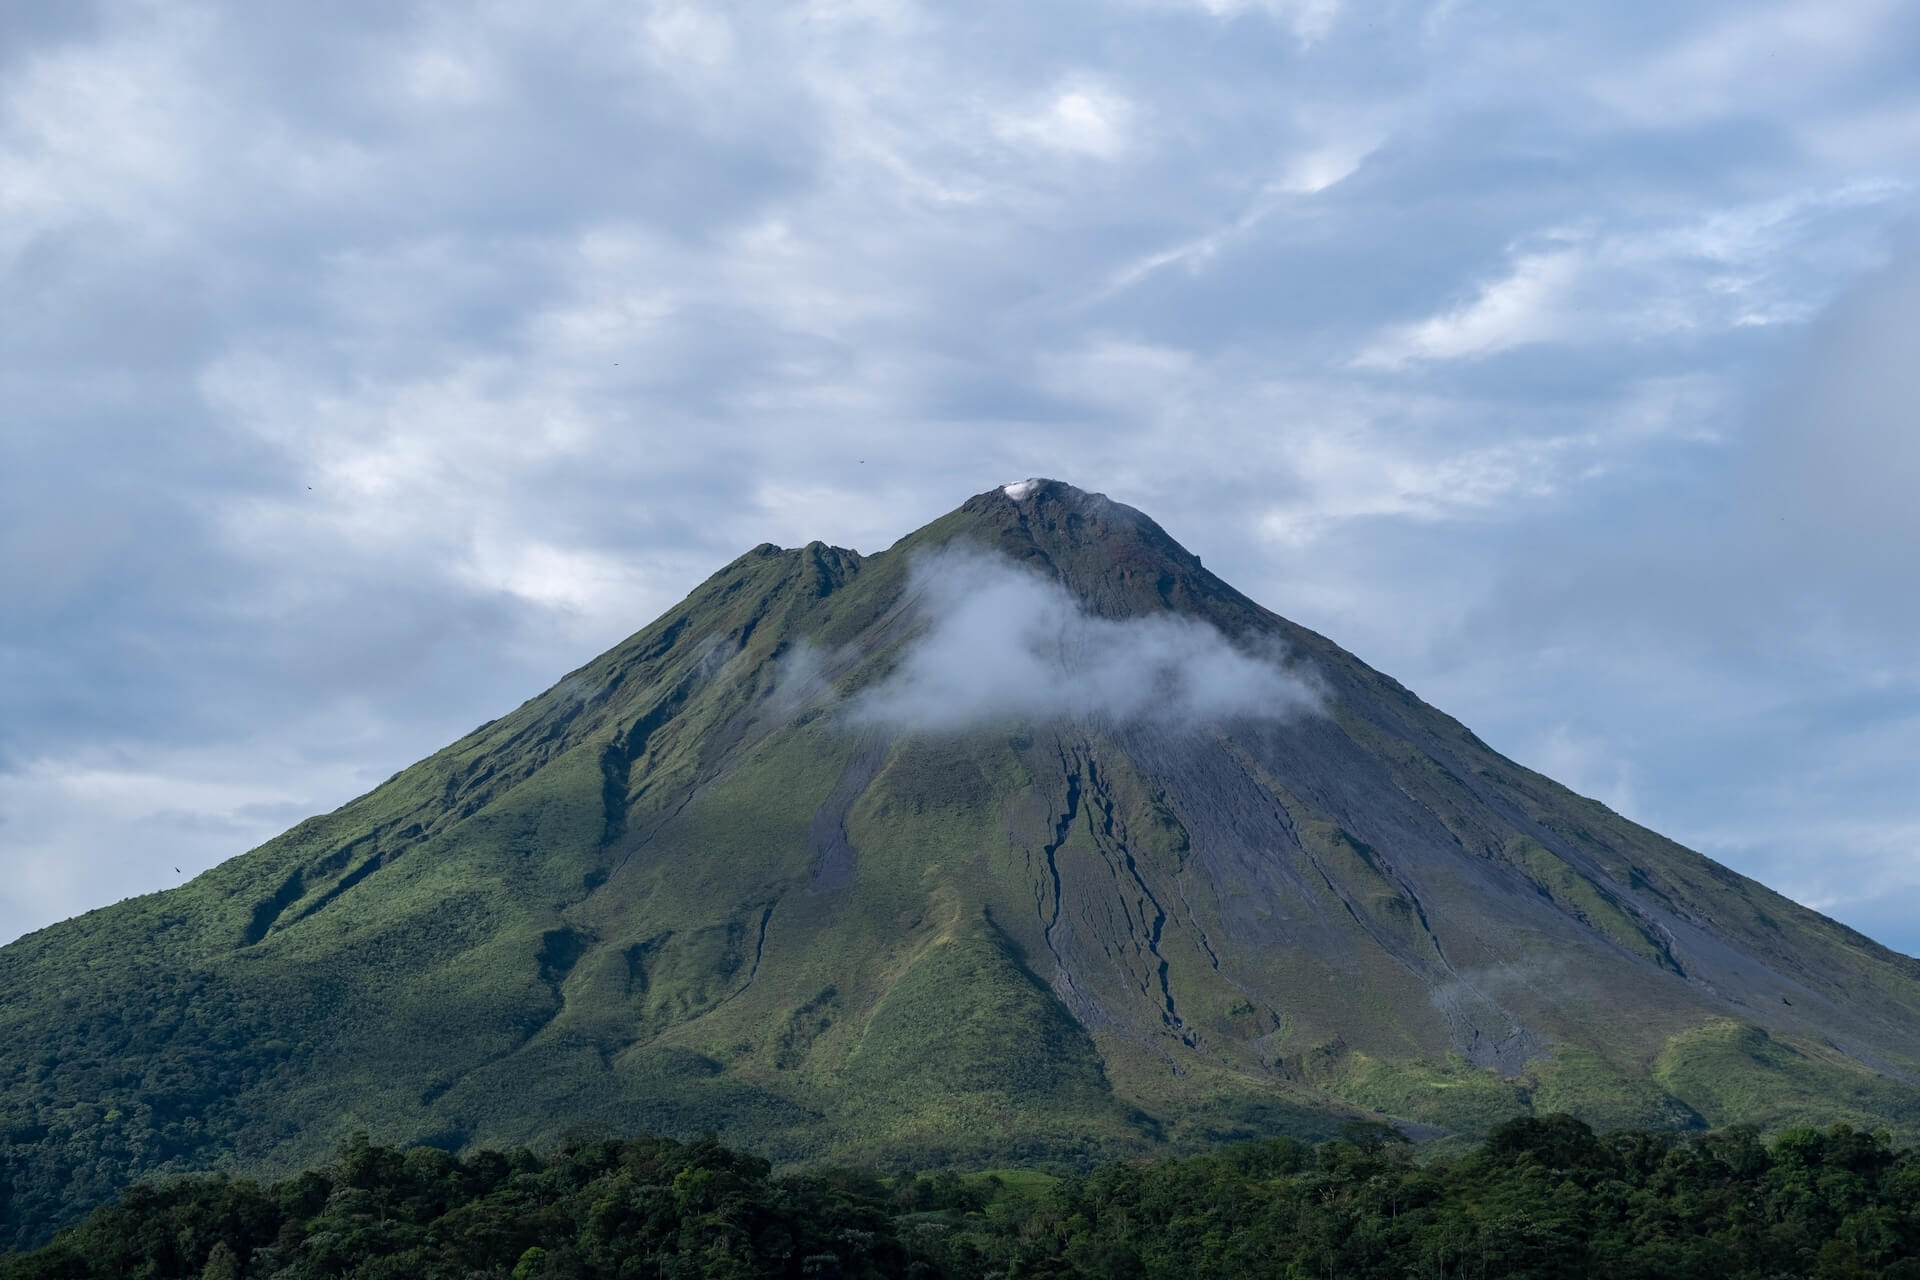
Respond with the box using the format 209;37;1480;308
4;479;1920;1248
11;1119;1920;1280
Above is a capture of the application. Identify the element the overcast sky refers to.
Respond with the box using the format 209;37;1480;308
4;0;1918;955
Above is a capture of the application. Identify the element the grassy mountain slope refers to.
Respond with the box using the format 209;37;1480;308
4;479;1919;1247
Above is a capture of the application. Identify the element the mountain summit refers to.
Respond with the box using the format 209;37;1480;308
5;480;1918;1245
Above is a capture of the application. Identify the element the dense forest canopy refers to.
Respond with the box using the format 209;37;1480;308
3;1116;1916;1279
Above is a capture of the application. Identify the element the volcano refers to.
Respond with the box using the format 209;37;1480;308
5;479;1918;1246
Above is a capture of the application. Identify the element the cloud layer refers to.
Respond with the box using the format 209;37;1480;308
851;548;1319;732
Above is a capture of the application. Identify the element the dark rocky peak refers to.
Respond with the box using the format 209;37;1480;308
909;478;1242;621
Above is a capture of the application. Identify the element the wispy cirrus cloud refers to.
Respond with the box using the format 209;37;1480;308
1354;182;1909;368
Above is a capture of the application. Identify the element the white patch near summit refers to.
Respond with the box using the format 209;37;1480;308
850;546;1322;731
1002;479;1043;500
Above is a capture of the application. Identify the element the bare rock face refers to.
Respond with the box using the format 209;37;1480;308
4;479;1919;1247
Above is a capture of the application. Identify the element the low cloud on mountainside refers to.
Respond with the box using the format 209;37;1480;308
850;548;1320;732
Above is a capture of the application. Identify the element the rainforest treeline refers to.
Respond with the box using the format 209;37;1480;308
2;1115;1915;1280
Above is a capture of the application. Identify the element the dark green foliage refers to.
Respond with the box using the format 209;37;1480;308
9;1121;1920;1280
0;1133;912;1280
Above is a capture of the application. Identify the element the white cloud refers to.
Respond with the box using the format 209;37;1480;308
996;80;1133;160
850;547;1321;731
457;539;652;615
1357;248;1584;368
1356;182;1910;368
1276;136;1375;194
1061;337;1720;527
1097;128;1382;297
1255;430;1571;546
1032;340;1730;557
